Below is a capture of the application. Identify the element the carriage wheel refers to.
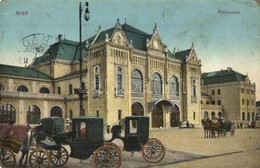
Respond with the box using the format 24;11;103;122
0;147;16;168
29;148;50;168
142;138;165;163
104;142;121;154
93;145;121;168
50;146;69;167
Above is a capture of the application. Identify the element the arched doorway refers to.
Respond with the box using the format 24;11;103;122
131;102;144;128
152;104;163;128
27;105;41;124
131;102;144;116
50;106;63;117
170;105;180;127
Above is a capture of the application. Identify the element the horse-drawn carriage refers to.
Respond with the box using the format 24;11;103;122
219;120;236;137
0;116;165;167
202;118;236;138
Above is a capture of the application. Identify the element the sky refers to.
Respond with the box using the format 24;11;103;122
0;0;259;100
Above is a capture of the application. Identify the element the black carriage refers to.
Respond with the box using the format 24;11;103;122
30;115;165;167
31;116;121;167
107;116;165;163
219;120;236;137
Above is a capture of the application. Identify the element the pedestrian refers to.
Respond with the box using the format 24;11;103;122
237;122;240;129
186;121;190;128
240;122;243;129
107;125;111;134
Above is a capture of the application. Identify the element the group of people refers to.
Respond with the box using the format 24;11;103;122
236;122;243;129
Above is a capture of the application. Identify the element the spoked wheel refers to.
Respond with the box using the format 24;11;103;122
104;142;121;155
0;147;16;167
50;146;69;167
29;148;50;168
142;138;165;163
93;145;121;168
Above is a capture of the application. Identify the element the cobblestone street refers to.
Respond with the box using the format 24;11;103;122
11;147;206;168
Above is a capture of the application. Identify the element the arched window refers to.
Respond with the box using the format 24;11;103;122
170;75;179;97
17;85;28;92
115;65;124;96
242;112;245;120
50;106;63;117
39;87;50;94
218;112;222;119
0;104;16;123
212;90;215;95
211;112;215;119
247;112;250;121
204;111;209;120
131;69;143;95
151;72;162;95
27;105;40;124
206;101;209;105
201;101;203;104
0;84;4;91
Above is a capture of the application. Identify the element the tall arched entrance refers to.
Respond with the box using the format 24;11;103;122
170;105;180;127
131;102;144;128
152;104;163;128
131;102;144;116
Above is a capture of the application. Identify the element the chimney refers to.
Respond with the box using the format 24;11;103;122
58;34;62;41
227;67;232;71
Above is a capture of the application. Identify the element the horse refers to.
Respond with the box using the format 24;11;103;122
0;123;31;166
201;119;211;138
208;119;220;138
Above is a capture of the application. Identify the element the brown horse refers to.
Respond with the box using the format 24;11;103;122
208;119;220;138
201;119;211;138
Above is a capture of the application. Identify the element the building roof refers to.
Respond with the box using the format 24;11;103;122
31;21;192;66
0;64;52;80
31;39;88;66
201;67;247;85
91;23;150;50
173;49;192;61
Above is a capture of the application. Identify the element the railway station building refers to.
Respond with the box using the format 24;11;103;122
0;20;202;128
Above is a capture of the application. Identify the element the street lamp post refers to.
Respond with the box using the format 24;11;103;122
79;2;89;116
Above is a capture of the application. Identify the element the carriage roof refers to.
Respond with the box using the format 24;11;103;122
39;117;65;135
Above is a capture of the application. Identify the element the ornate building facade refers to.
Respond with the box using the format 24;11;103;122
0;21;202;128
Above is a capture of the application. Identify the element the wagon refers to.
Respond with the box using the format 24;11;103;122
30;115;165;167
219;120;236;137
0;123;46;168
107;116;165;163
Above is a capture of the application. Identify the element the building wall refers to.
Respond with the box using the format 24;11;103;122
201;81;256;122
